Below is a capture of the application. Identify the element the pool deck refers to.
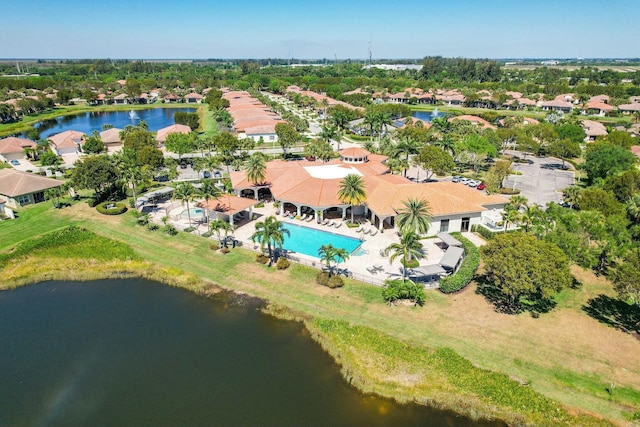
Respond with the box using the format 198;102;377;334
150;199;480;286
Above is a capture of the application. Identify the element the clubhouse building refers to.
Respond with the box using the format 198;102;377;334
230;148;507;233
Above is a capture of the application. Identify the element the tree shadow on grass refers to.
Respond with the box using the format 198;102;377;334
475;274;557;317
583;295;640;335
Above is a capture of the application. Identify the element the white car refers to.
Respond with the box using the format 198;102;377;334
466;180;480;187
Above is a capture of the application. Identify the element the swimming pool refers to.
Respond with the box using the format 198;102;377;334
180;208;205;219
282;223;362;259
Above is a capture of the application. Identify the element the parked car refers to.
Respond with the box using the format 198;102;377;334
466;179;480;187
203;171;211;178
10;159;20;166
476;182;486;190
213;171;222;178
452;175;463;183
459;177;471;184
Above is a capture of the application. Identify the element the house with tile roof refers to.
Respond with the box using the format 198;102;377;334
48;130;86;155
582;120;608;142
448;115;496;130
540;99;573;113
184;93;203;103
583;101;614;116
156;124;191;143
230;148;506;232
0;169;63;208
0;137;37;162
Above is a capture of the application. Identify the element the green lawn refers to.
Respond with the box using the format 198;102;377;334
0;201;637;426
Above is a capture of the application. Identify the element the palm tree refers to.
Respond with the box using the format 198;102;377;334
318;244;350;276
210;218;234;247
520;204;541;233
386;231;425;282
200;179;222;223
563;185;582;209
509;195;528;212
173;182;199;229
502;206;520;231
392;137;420;177
114;149;145;207
395;197;433;236
251;215;290;266
626;193;640;225
338;174;366;224
245;152;267;186
433;135;456;156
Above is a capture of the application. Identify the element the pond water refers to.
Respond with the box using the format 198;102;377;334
34;108;196;138
0;280;505;427
412;109;447;123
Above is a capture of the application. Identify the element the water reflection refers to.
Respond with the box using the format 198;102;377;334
0;280;505;427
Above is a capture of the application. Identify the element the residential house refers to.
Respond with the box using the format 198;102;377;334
540;99;573;113
113;93;129;105
0;169;63;208
582;120;608;142
184;93;204;104
448;114;496;130
583;101;614;116
156;124;191;143
99;128;124;153
0;137;37;162
48;130;86;155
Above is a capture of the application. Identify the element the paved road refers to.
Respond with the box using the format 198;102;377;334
503;151;575;206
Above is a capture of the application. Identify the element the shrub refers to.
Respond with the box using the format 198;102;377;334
256;254;269;264
96;202;128;215
499;188;521;195
327;275;345;288
439;233;480;294
209;242;219;250
255;202;265;208
148;223;159;232
471;224;521;241
201;232;212;238
183;226;196;233
316;271;330;286
276;258;290;270
87;198;99;208
401;258;420;268
165;224;178;236
220;247;230;254
382;279;425;306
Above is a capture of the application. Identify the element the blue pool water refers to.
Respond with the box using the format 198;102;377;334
181;208;204;219
411;110;447;123
283;223;362;258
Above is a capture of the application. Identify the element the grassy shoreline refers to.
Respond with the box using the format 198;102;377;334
1;204;637;426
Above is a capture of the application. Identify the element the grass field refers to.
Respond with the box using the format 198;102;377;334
1;202;638;426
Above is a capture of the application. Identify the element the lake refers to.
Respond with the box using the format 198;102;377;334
412;109;447;123
0;280;504;427
34;108;196;139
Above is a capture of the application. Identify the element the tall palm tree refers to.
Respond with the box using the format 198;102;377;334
395;197;433;236
200;179;222;223
245;152;267;186
318;244;350;277
251;215;290;266
386;231;425;282
392;137;420;177
502;206;520;231
563;185;582;209
626;193;640;225
210;218;234;247
173;182;199;229
114;148;145;207
338;174;366;224
509;195;528;212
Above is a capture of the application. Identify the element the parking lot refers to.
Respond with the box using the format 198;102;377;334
503;152;575;206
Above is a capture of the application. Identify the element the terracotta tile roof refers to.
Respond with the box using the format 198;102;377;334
199;194;257;215
366;181;506;217
541;99;573;108
99;128;123;144
0;137;37;155
339;147;370;158
630;146;640;159
0;169;63;197
619;103;640;112
156;124;191;143
589;94;610;103
48;130;86;149
585;101;614;112
582;120;608;137
113;93;128;100
448;114;496;129
185;92;203;99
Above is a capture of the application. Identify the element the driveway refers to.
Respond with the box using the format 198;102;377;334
503;151;575;206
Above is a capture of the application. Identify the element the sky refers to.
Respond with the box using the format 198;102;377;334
1;0;639;59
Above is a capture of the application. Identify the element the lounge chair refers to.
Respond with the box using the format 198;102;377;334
369;228;378;236
306;215;314;222
355;226;363;233
321;219;329;225
334;222;342;229
362;228;370;235
327;220;335;227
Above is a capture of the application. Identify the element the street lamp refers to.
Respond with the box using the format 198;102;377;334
512;163;518;191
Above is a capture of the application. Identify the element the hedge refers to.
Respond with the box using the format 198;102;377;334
439;233;480;294
471;224;522;241
96;202;128;215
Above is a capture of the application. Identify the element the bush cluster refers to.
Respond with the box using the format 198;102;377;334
382;279;426;306
209;242;219;251
256;254;269;264
439;233;480;294
316;272;344;288
276;258;290;270
220;247;230;254
95;202;127;215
